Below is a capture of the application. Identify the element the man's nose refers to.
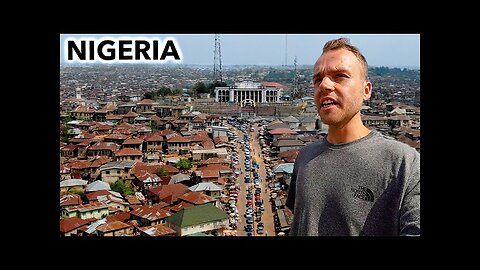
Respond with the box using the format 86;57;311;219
318;77;335;93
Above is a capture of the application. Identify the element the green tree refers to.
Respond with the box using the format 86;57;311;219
193;81;208;94
63;115;74;123
123;187;135;196
157;86;172;97
172;88;183;96
150;122;161;132
207;81;227;95
69;190;86;202
60;125;70;143
110;180;126;194
156;167;169;177
110;180;135;197
143;91;155;100
176;159;193;172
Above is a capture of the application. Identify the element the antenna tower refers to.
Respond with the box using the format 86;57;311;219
213;34;223;83
284;34;288;69
293;56;298;98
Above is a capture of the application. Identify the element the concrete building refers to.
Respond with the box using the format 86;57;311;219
214;81;284;104
192;148;228;162
165;204;229;236
61;201;109;219
99;160;136;184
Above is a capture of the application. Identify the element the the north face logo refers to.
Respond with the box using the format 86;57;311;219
351;186;375;202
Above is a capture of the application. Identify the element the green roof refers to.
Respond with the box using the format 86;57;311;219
166;204;229;228
186;232;214;236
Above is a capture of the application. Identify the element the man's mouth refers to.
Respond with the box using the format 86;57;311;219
321;99;338;108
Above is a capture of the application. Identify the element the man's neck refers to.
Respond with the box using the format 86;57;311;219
326;117;371;144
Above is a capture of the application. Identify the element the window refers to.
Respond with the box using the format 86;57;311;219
106;171;110;175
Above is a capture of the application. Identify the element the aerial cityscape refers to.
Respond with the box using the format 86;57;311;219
59;34;420;237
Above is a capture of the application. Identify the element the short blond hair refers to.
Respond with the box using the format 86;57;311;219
323;37;369;80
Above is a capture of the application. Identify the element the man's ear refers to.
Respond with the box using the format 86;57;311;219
363;81;372;101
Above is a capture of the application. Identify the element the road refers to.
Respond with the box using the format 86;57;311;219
229;123;275;237
250;124;275;237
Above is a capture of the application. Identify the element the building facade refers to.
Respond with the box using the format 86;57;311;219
214;81;283;104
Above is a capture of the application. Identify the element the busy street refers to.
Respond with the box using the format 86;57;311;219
220;120;267;236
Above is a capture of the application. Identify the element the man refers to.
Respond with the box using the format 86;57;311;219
286;38;420;236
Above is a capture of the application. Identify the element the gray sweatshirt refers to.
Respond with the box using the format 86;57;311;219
286;130;420;236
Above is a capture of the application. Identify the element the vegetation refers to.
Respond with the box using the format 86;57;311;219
143;91;155;100
123;187;135;196
207;80;228;95
143;86;183;100
262;69;294;83
369;66;420;80
60;125;70;143
62;115;74;123
150;122;161;132
192;81;208;94
60;190;86;202
156;167;169;177
176;159;193;172
110;180;135;197
70;190;85;197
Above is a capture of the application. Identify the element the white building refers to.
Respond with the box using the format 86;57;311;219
214;81;284;104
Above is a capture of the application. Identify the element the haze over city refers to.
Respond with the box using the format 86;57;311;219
60;34;420;69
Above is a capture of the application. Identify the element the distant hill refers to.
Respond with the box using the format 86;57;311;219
369;66;420;77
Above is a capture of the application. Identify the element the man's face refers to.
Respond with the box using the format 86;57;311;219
313;48;371;127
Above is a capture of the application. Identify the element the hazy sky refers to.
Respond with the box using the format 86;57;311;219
60;34;420;68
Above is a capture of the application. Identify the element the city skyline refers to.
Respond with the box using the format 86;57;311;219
60;34;420;69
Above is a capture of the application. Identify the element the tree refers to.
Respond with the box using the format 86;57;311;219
110;180;135;197
172;88;183;96
157;86;172;97
110;180;126;194
60;125;70;143
63;115;74;123
176;159;193;172
69;190;86;202
156;167;169;177
143;91;155;100
150;122;161;132
123;187;135;196
207;81;227;95
193;81;208;94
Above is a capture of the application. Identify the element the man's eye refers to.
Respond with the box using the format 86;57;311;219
337;74;349;78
